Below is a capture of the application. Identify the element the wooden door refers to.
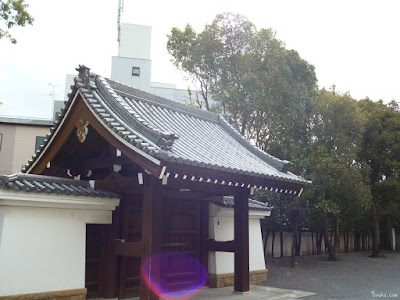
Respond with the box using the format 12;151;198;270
161;198;202;292
117;196;203;297
118;196;143;298
85;224;105;299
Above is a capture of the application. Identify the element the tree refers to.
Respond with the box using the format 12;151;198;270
167;13;317;149
303;89;371;260
0;0;33;44
357;99;400;257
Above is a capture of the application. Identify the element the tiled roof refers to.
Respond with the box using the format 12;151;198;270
212;196;272;211
0;173;118;198
23;65;308;190
0;117;53;126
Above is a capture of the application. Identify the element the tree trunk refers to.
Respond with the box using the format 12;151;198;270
370;201;385;258
296;231;302;256
263;231;269;259
280;231;284;257
323;217;339;261
311;232;314;255
362;234;365;251
385;218;392;251
290;225;298;268
271;232;275;258
354;231;359;252
316;230;323;255
334;216;340;253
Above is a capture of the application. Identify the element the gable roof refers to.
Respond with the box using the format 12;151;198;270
23;65;308;193
213;196;272;212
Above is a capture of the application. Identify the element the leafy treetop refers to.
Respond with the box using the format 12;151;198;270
0;0;33;44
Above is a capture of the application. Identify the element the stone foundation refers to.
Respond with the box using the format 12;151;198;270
208;269;268;288
0;288;87;300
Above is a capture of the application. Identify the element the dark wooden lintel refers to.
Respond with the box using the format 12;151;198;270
207;239;235;252
53;155;132;170
162;188;223;201
166;177;243;195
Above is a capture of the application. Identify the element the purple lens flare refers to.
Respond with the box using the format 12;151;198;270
142;252;208;299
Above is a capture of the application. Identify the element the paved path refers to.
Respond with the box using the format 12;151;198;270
189;285;315;299
260;251;400;300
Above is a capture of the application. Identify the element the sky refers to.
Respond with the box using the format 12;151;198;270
0;0;399;120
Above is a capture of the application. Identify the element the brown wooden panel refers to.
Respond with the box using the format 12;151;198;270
119;256;141;298
118;195;144;298
161;198;202;291
85;224;105;299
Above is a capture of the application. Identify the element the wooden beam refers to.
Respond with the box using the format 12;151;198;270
53;155;132;170
207;239;235;252
95;173;144;196
234;188;250;293
166;176;242;195
162;188;222;201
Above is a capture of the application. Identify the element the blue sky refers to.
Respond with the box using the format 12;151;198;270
1;0;399;119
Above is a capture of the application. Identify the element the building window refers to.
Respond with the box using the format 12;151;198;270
0;133;2;151
35;136;46;152
132;67;140;76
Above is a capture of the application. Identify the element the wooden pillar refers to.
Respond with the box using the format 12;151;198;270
140;175;163;300
200;200;209;285
234;188;250;293
102;207;120;298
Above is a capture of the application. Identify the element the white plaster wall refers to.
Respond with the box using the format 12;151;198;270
111;56;152;92
208;204;268;274
119;24;151;59
0;206;105;296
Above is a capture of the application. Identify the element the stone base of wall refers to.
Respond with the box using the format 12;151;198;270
0;288;87;300
208;269;268;288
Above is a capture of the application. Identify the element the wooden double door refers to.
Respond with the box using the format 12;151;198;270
85;196;204;299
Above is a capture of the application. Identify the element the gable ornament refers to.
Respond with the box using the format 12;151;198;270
76;119;89;143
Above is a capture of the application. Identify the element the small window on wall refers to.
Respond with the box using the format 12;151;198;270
132;67;140;76
35;136;46;152
0;133;2;151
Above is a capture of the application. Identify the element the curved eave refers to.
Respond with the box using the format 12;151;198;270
157;152;309;186
159;159;307;196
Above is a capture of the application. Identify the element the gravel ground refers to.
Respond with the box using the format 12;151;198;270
259;251;400;300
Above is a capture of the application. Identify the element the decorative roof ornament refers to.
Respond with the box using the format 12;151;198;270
75;64;97;90
222;114;234;125
76;119;89;143
157;132;179;150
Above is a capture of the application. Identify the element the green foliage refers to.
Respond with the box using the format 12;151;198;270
0;0;33;43
357;99;400;235
304;90;372;230
168;14;400;249
167;13;317;149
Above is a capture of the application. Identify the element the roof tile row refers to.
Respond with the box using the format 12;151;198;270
0;173;119;198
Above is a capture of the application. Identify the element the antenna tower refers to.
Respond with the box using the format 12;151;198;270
117;0;124;44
